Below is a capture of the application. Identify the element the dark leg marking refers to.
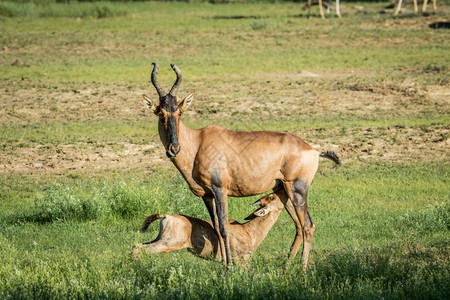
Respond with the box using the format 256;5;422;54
211;168;232;266
291;178;315;269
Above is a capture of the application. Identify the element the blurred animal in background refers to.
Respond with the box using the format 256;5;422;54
393;0;437;15
304;0;342;19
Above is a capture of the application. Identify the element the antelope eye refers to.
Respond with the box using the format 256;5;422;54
153;107;161;116
158;109;167;119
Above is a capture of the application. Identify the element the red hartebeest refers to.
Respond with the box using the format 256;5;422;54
142;63;340;268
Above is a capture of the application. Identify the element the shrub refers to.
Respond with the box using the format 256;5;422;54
17;175;195;223
31;184;108;223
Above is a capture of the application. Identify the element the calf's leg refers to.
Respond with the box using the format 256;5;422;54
131;217;190;258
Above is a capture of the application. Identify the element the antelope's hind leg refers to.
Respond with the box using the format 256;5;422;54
285;198;304;258
131;217;189;258
132;237;190;258
284;179;315;269
275;187;303;258
131;242;158;258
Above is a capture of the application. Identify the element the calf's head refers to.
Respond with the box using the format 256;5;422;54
244;193;283;220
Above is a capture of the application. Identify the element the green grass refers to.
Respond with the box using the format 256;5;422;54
1;162;449;299
0;1;132;18
1;2;449;82
1;1;449;298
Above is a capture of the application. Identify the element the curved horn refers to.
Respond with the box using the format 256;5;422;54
151;62;166;97
169;63;182;96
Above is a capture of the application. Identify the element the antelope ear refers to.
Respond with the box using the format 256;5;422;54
142;94;158;113
251;199;262;206
178;92;194;112
254;208;270;217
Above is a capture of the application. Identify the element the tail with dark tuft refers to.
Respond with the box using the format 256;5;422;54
320;151;341;165
141;214;164;233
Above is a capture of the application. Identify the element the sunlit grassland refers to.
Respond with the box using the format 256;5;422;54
0;162;449;298
1;1;449;299
1;2;449;83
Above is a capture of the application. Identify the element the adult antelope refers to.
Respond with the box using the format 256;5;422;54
142;63;340;268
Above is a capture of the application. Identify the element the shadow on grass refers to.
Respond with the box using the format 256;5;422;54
429;22;450;29
212;15;269;20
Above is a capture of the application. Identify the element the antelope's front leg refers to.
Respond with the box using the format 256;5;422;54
307;0;313;18
211;186;232;266
422;0;429;12
203;196;226;263
394;0;404;16
336;0;341;17
319;0;325;19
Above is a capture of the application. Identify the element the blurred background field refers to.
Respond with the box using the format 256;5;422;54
1;1;449;299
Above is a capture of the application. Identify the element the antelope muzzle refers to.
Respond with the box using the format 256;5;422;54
166;143;181;159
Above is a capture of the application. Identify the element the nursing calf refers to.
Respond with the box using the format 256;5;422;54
132;192;285;265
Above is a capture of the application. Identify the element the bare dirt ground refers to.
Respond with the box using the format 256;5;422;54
1;68;448;175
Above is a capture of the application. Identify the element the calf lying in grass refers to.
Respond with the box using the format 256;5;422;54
132;192;285;265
